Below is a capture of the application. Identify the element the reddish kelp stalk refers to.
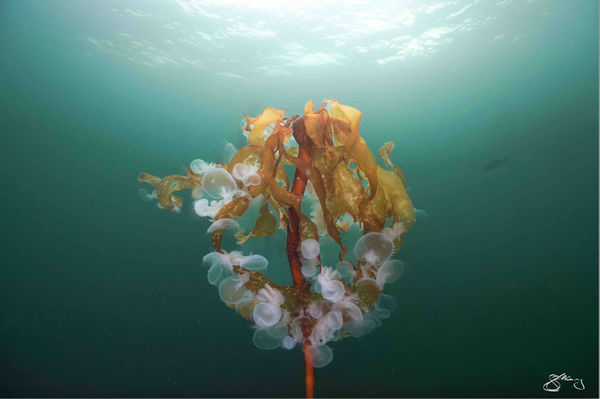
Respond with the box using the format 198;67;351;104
138;100;416;398
287;117;315;396
285;117;311;288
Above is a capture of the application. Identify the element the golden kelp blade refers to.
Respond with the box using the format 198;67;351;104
246;107;286;146
378;167;415;229
211;197;250;252
138;172;198;211
378;142;406;187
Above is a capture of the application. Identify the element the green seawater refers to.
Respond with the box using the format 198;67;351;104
0;0;597;397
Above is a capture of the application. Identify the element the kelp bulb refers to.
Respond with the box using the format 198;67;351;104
253;302;282;327
376;259;405;289
301;239;320;260
202;168;237;199
321;281;345;303
324;310;343;330
353;232;393;265
308;344;333;368
218;276;247;304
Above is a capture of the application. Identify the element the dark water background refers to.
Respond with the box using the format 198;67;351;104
0;0;598;397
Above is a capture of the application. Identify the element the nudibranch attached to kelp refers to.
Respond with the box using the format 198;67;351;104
138;100;415;397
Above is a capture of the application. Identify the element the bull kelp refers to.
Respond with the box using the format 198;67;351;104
138;100;415;397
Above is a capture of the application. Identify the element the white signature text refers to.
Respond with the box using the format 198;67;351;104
543;373;585;392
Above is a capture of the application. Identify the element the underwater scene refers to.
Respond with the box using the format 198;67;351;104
0;0;598;397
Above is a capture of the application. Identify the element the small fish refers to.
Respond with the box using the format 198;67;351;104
483;157;508;171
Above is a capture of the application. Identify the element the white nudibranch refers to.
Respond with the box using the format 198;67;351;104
381;222;407;241
239;254;268;272
344;315;377;338
320;281;345;303
139;189;157;202
253;324;287;350
232;162;262;187
202;251;235;286
336;261;356;285
253;303;282;328
207;218;240;234
332;300;363;323
317;266;341;287
218;275;248;305
202;168;237;199
226;251;244;266
233;272;250;291
306;344;333;368
253;284;284;328
194;198;224;218
317;267;345;303
355;277;378;291
190;159;215;176
371;293;397;319
191;186;204;200
375;259;405;290
324;310;343;330
222;142;237;164
309;302;323;319
414;208;427;217
353;232;394;265
301;258;319;278
281;335;296;350
300;239;320;260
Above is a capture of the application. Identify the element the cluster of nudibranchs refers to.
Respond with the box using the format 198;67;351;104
138;100;420;368
181;156;406;368
201;230;405;367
